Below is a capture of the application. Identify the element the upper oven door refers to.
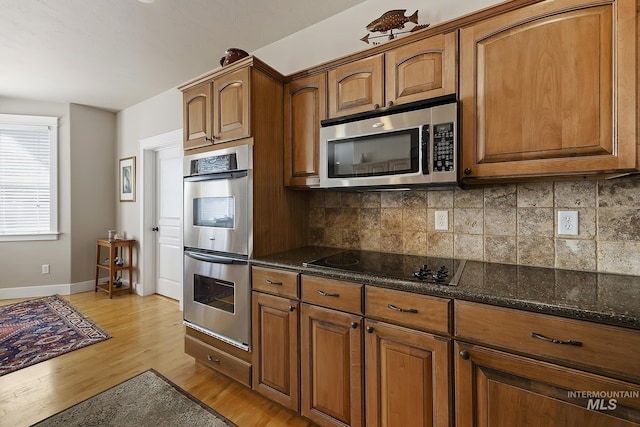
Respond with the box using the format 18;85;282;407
184;171;250;255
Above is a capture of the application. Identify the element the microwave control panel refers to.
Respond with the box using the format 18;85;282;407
433;122;455;172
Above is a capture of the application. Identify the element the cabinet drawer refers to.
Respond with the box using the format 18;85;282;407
185;335;251;387
366;286;451;335
301;275;363;315
455;300;640;381
252;266;299;298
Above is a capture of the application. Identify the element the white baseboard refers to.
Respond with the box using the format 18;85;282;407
0;280;99;300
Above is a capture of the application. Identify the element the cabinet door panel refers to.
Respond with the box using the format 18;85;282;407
183;83;212;150
455;342;640;427
252;292;299;410
328;54;384;118
460;0;637;179
301;303;363;427
386;32;457;106
284;73;326;187
365;320;451;427
213;67;250;143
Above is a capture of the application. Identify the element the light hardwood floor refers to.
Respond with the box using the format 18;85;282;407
0;291;315;427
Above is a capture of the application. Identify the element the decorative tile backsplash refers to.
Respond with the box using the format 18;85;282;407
308;174;640;275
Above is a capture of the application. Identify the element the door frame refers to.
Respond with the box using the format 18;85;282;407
139;129;183;298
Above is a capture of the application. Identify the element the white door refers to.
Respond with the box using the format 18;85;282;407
154;146;183;301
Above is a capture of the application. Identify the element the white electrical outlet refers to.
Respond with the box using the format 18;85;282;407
435;210;449;231
42;264;50;274
558;211;579;236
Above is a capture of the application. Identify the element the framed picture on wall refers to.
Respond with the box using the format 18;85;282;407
119;156;136;202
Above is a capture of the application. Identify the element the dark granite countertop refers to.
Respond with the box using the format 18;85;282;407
252;246;640;331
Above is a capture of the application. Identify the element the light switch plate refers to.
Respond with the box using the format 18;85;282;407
558;210;579;236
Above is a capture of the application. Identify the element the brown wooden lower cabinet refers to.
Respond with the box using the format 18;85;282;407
455;342;640;427
251;291;299;410
300;303;363;427
365;319;452;427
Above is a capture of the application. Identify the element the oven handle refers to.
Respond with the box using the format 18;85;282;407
184;170;248;182
185;251;248;265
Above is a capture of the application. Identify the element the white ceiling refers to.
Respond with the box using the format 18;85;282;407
0;0;365;112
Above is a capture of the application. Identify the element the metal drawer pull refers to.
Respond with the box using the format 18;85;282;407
265;279;283;285
317;290;340;297
207;355;221;363
388;304;418;314
531;332;582;347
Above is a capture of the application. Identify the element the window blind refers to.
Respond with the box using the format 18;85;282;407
0;115;57;237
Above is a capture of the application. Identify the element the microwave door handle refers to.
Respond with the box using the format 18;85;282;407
184;170;248;182
185;251;247;265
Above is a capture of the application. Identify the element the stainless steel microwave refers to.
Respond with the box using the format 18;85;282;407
319;99;458;190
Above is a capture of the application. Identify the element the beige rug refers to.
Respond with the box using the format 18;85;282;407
32;369;236;426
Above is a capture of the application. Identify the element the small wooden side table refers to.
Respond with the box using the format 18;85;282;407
95;238;135;298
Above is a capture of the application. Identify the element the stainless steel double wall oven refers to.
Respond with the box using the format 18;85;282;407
183;145;252;351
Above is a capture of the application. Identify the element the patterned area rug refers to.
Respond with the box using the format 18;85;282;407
0;295;110;376
32;369;237;426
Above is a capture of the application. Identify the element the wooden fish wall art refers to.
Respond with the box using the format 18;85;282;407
361;9;430;45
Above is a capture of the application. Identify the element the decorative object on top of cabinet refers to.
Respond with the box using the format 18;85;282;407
284;73;326;187
328;31;457;118
361;9;429;45
220;48;249;67
460;0;637;181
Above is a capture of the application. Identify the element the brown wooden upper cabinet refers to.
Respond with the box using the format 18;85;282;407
182;66;250;150
183;83;212;150
213;66;251;144
460;0;637;181
284;73;326;187
328;32;457;118
385;31;457;107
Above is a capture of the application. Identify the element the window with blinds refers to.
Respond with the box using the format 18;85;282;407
0;114;58;240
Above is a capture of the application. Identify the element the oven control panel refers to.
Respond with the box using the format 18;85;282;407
190;153;238;175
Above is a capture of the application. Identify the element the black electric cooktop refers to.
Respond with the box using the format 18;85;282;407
303;250;465;286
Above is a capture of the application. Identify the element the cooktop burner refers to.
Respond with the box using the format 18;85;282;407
304;250;465;286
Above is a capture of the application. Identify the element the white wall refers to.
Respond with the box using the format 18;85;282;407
0;99;117;296
69;104;117;283
0;97;72;292
115;88;182;248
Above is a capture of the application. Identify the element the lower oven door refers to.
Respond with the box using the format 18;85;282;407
183;249;250;350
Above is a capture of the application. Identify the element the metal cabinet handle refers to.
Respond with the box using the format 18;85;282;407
205;135;219;143
317;290;340;297
388;303;418;314
531;332;582;347
464;168;472;175
351;322;358;329
265;279;283;286
366;326;374;334
387;101;394;107
288;305;296;312
207;355;220;363
459;350;470;360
